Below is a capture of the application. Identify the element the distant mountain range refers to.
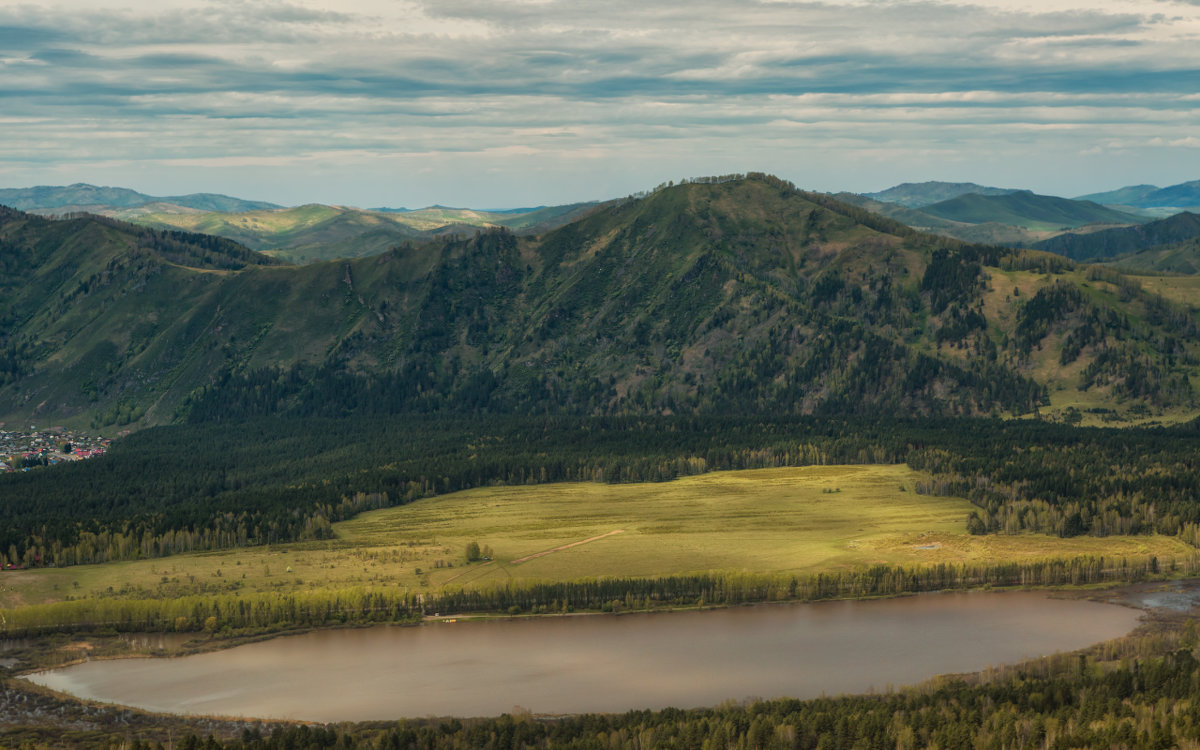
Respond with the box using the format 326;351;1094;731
919;191;1146;231
5;179;1196;264
1076;181;1200;213
0;183;598;264
862;181;1019;208
0;183;281;213
2;174;1198;431
863;179;1200;216
844;184;1154;247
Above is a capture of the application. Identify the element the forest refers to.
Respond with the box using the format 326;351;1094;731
3;554;1183;637
4;415;1200;571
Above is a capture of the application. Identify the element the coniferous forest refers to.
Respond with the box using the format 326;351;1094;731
4;415;1200;571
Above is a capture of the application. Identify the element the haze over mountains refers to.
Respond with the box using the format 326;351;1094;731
2;174;1198;432
1;183;599;264
0;183;281;214
841;179;1200;257
8;178;1200;268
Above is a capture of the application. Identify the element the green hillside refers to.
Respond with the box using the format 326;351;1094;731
1075;184;1159;206
1035;212;1200;260
922;191;1148;231
832;193;958;229
2;174;1199;430
838;194;1066;247
1106;237;1200;274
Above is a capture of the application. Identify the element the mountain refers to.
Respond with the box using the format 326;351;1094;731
1076;180;1200;214
1140;181;1200;210
1;184;600;263
837;193;1064;247
0;183;280;213
1075;185;1160;206
119;202;600;264
920;191;1147;231
121;204;430;263
2;174;1198;430
863;181;1018;208
1034;212;1200;260
832;193;958;229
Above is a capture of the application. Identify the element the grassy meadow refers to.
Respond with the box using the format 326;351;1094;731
2;465;1192;613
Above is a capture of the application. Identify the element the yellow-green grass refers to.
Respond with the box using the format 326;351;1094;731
1127;274;1200;309
1;465;1193;611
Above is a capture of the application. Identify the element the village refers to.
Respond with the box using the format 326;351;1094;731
0;427;109;473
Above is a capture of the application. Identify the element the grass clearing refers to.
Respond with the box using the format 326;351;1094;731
2;465;1193;611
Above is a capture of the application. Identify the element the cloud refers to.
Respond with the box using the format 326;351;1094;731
0;0;1197;204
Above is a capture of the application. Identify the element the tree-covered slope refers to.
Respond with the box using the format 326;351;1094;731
2;174;1198;429
1034;212;1200;260
1105;237;1200;274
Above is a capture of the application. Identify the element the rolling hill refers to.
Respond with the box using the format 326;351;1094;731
0;183;280;213
1076;179;1200;216
1034;212;1200;260
1104;237;1200;275
120;204;432;263
2;182;599;264
2;174;1198;430
1075;184;1160;207
920;191;1147;231
113;202;600;264
863;181;1018;208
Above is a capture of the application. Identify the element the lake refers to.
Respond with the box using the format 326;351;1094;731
25;591;1140;721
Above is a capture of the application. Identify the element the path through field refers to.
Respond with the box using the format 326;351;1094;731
509;530;625;564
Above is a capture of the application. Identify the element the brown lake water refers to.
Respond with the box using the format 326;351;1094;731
24;591;1141;721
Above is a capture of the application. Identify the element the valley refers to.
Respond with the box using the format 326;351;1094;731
5;174;1200;748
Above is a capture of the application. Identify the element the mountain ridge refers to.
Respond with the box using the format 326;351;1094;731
0;183;281;213
1;174;1197;430
1034;212;1200;260
863;181;1018;207
920;191;1147;230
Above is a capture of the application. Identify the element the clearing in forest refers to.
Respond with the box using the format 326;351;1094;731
3;465;1192;608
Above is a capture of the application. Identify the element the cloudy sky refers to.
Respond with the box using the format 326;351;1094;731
1;0;1197;207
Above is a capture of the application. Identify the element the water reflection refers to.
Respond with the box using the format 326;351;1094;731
25;591;1140;721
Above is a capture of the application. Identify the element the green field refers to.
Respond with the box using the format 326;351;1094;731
2;465;1192;612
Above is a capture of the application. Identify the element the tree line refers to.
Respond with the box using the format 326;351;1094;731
2;553;1186;638
6;415;1200;570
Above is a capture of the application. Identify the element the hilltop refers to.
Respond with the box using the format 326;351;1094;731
1;174;1198;429
863;181;1018;208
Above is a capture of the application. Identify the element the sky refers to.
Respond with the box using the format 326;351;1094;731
0;0;1198;208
